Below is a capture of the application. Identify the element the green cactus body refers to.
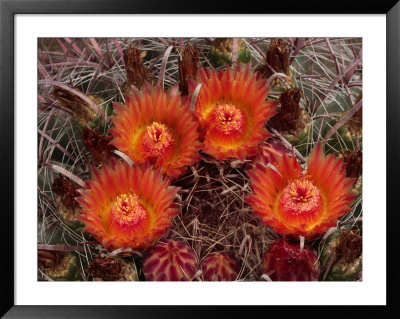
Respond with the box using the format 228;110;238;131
283;127;310;155
60;215;84;234
209;38;251;67
324;124;363;156
325;257;362;281
320;94;362;156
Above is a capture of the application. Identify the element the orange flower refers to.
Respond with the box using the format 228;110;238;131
110;84;202;178
189;64;277;160
246;143;356;238
77;160;180;251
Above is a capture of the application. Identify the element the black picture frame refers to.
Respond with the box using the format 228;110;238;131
1;0;399;318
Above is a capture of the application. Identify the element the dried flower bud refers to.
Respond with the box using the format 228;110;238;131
340;150;362;180
178;43;199;96
267;38;291;75
52;175;81;223
335;230;362;264
258;39;291;80
346;93;362;136
269;88;307;135
123;44;148;90
81;127;116;165
279;88;303;113
88;256;138;281
38;250;80;281
53;86;99;125
320;228;362;281
38;250;65;269
88;256;121;281
52;175;79;208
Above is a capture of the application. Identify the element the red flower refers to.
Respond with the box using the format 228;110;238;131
77;160;180;251
189;64;277;160
110;84;202;178
246;143;356;238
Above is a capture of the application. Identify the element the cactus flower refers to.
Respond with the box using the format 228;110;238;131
77;161;180;251
189;64;277;160
111;84;202;178
247;143;356;238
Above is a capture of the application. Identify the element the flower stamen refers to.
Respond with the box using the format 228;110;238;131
110;193;147;230
212;103;245;135
279;178;321;222
142;122;174;158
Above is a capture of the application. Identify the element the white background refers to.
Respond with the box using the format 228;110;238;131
15;15;386;305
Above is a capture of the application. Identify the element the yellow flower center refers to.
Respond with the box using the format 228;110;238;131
110;193;147;229
279;178;322;223
142;122;174;157
213;103;245;135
